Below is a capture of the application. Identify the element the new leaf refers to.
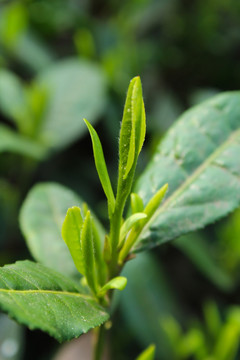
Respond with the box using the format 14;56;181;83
84;118;115;215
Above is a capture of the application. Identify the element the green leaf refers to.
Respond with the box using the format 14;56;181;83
98;276;127;296
91;217;107;286
203;301;222;339
35;59;107;150
0;3;27;48
134;92;240;251
81;211;98;294
0;124;46;159
144;183;168;219
84;118;115;214
61;206;84;275
20;183;105;277
0;69;27;127
13;33;54;72
139;101;146;154
0;261;109;342
136;345;156;360
119;213;147;248
119;76;146;180
119;185;168;262
131;193;144;214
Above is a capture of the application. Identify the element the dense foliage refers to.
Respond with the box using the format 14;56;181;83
1;1;240;359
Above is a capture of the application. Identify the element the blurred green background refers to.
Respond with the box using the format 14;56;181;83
0;0;240;359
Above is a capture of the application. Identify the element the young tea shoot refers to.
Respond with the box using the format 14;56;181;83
1;77;240;360
62;77;168;305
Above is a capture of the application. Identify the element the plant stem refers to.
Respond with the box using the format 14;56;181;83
93;325;106;360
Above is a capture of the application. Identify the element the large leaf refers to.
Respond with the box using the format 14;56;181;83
0;261;109;342
20;183;105;277
35;58;107;150
0;124;46;159
134;92;240;251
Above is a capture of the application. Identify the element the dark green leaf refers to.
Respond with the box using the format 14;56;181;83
135;92;240;251
0;261;109;342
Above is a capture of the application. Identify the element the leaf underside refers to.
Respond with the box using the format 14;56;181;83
135;92;240;251
0;261;109;342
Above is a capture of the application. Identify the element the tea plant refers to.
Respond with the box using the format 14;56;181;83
0;77;240;360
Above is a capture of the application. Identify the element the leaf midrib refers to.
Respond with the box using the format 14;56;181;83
0;288;93;299
138;127;240;243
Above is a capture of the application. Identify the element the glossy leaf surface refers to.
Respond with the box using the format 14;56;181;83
0;261;109;342
135;92;240;251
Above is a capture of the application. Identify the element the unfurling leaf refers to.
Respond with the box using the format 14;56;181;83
98;277;127;296
91;217;107;286
84;118;115;215
131;193;144;214
103;235;112;263
81;211;98;294
118;185;168;263
144;183;168;219
61;206;84;275
119;76;146;181
119;213;147;249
